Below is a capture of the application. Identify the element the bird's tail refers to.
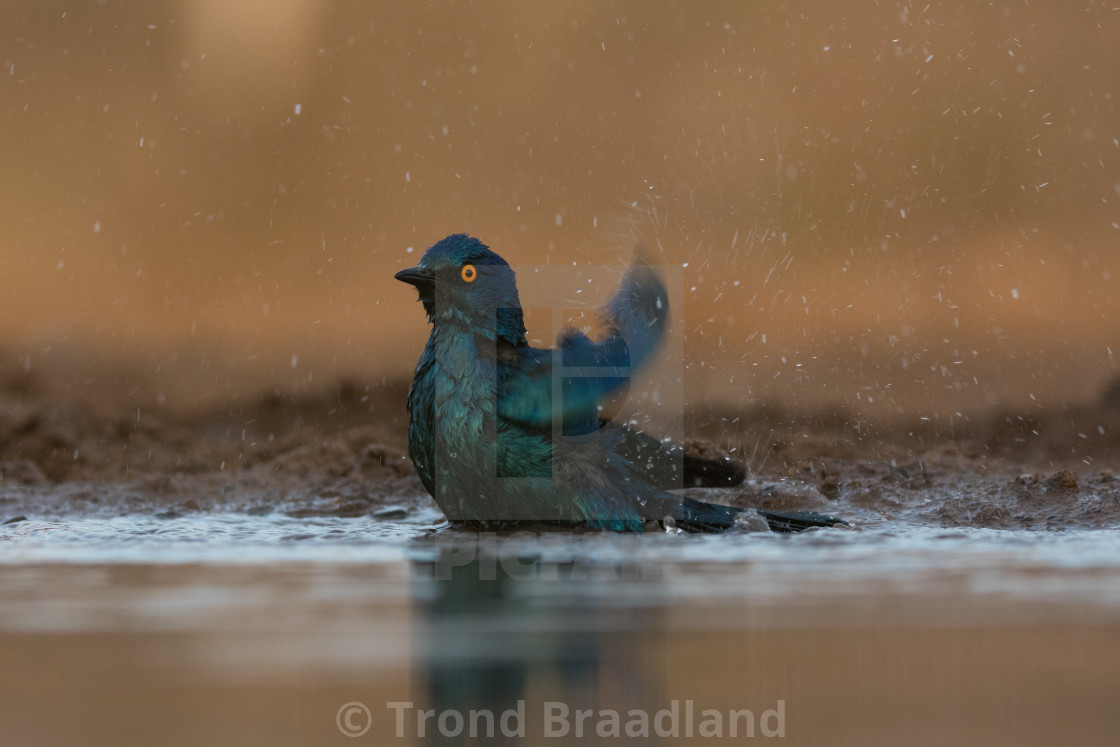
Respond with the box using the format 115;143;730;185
607;422;746;489
670;496;846;534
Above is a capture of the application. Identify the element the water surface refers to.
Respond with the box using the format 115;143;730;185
3;513;1120;745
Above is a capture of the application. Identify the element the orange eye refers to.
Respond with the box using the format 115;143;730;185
461;264;477;283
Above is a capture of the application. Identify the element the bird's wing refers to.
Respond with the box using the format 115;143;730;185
497;260;669;434
602;421;746;489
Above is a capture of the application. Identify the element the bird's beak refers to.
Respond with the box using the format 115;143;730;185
394;266;435;290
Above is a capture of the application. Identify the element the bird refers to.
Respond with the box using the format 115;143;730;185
395;234;844;533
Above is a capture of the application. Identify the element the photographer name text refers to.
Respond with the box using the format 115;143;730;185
382;699;785;739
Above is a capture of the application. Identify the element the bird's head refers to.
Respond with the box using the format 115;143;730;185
395;234;527;344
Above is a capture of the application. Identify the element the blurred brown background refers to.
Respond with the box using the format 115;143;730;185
2;0;1117;417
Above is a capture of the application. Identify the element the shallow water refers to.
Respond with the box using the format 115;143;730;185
6;514;1120;629
3;513;1120;745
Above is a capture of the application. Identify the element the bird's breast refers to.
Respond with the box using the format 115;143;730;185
426;330;498;467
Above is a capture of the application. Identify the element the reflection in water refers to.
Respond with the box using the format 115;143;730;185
2;520;1120;743
410;535;664;745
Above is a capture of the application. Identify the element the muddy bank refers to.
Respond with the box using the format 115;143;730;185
0;374;418;521
2;367;1120;530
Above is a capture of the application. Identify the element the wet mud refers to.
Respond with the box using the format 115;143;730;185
3;365;1119;532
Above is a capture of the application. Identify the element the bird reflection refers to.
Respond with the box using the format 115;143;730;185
408;532;665;745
